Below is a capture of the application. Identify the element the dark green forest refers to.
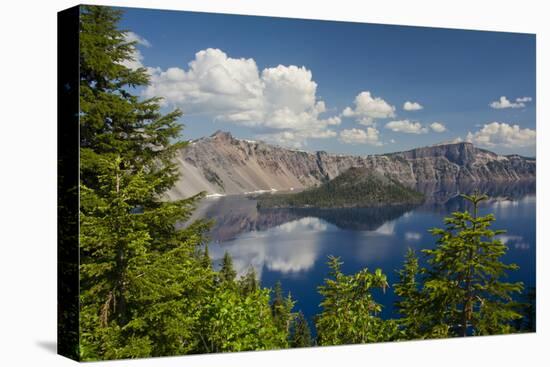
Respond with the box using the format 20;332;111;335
76;5;534;361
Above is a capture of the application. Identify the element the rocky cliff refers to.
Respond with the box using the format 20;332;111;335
166;131;535;199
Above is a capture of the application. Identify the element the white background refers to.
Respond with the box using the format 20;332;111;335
0;0;547;365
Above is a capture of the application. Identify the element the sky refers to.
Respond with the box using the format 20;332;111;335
118;6;536;156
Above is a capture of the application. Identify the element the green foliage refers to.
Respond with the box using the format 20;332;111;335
315;256;399;345
257;167;424;209
513;287;536;332
238;266;259;296
271;281;296;340
290;312;313;348
219;251;237;285
393;248;426;339
198;288;288;353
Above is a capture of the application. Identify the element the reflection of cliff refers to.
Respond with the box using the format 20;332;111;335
190;196;302;242
415;180;536;213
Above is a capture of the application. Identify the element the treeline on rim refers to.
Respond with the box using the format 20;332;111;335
76;5;534;361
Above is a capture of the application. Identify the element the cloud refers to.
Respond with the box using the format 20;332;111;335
405;231;422;241
403;101;423;111
496;234;530;250
429;122;447;133
258;129;338;148
119;32;151;70
497;234;523;245
342;91;396;126
432;137;464;146
385;119;428;134
466;122;536;148
144;48;341;147
516;96;532;103
124;31;151;47
339;128;382;145
489;96;529;109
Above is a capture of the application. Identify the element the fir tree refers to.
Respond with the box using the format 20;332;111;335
218;252;237;284
271;281;295;336
290;312;312;348
239;266;259;296
393;248;426;339
421;192;524;336
315;256;399;345
201;244;212;270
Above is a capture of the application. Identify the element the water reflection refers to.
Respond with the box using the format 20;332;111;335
209;217;336;278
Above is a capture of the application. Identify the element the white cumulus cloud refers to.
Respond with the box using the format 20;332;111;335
339;128;382;145
119;32;151;70
342;91;396;126
124;31;151;47
385;119;428;134
489;96;529;109
466;122;536;148
429;122;447;133
144;48;340;147
403;101;423;111
258;130;338;149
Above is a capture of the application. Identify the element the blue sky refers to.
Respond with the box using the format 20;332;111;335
118;6;536;156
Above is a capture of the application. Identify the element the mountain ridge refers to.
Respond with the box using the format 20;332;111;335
166;131;535;199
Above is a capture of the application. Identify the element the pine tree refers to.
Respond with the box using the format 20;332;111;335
394;248;425;339
290;312;312;348
315;256;399;345
218;252;237;284
239;266;259;296
421;192;524;336
271;281;295;337
201;244;212;270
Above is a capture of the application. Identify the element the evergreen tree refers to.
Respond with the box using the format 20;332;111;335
271;281;295;337
239;266;259;296
201;244;212;270
315;256;399;345
290;312;312;348
219;252;237;284
393;248;426;339
79;5;208;359
420;192;524;336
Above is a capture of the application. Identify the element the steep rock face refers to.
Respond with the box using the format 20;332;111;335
166;131;535;198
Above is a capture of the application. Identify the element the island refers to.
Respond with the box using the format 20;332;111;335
255;167;425;209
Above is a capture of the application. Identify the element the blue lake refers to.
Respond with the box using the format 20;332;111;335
194;181;536;330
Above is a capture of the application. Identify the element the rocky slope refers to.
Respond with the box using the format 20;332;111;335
166;131;535;199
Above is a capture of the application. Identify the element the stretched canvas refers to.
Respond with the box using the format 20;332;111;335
58;4;536;361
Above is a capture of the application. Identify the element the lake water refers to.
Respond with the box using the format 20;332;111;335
194;180;536;329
